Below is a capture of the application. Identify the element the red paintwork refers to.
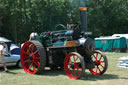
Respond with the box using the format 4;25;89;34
64;53;83;79
21;41;40;74
89;52;105;75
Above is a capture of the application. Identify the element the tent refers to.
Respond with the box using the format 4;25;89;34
95;36;127;52
0;37;12;42
112;34;128;49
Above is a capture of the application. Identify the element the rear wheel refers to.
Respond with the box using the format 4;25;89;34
21;41;46;74
64;52;85;79
89;50;108;75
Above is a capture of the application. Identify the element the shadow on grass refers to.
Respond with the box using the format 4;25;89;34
1;66;127;81
38;69;66;76
81;73;119;81
0;66;21;74
6;71;18;74
38;69;128;80
0;70;18;74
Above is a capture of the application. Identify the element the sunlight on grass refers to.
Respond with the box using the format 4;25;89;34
0;53;128;85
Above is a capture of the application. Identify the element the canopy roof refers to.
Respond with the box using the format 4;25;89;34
112;34;128;39
0;37;12;42
95;36;122;40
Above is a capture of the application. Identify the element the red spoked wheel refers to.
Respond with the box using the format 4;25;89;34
89;50;108;75
64;52;85;79
21;41;46;74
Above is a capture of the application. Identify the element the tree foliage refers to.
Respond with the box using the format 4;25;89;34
0;0;71;43
0;0;128;44
88;0;128;37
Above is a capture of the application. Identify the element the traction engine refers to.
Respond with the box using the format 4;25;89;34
20;1;108;79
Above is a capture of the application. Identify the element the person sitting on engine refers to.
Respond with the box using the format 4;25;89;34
29;32;38;41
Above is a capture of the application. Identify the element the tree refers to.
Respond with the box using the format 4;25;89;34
0;0;128;43
87;0;128;38
0;0;71;43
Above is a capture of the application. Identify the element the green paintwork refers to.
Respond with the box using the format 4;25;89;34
35;35;52;46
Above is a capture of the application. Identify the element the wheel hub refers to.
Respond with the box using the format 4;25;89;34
29;55;33;60
95;61;100;65
70;64;75;69
70;63;81;69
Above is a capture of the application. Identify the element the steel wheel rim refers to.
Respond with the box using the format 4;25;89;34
21;41;40;74
64;53;84;79
89;51;106;75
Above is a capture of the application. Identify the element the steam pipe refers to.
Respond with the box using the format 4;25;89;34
79;7;88;33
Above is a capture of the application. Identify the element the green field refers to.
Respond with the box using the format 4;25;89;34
0;53;128;85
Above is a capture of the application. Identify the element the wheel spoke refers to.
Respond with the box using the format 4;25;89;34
34;54;40;59
27;63;33;71
37;61;40;66
32;63;37;72
92;54;97;60
33;60;40;66
75;57;78;62
33;65;36;72
96;53;98;61
24;59;32;64
34;57;40;60
97;66;102;73
23;51;29;56
71;68;75;74
73;55;76;63
99;55;102;61
73;69;77;76
33;50;38;55
26;45;31;51
77;68;80;74
100;64;104;69
96;67;98;73
69;62;72;65
29;46;33;53
100;61;105;63
77;65;82;74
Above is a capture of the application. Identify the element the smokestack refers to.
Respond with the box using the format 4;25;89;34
79;7;88;32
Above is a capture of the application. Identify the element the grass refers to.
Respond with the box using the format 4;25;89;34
0;53;128;85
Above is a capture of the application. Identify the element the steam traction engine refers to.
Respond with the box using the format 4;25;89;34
20;7;108;79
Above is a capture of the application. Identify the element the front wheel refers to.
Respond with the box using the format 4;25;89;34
89;50;108;75
64;52;85;79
